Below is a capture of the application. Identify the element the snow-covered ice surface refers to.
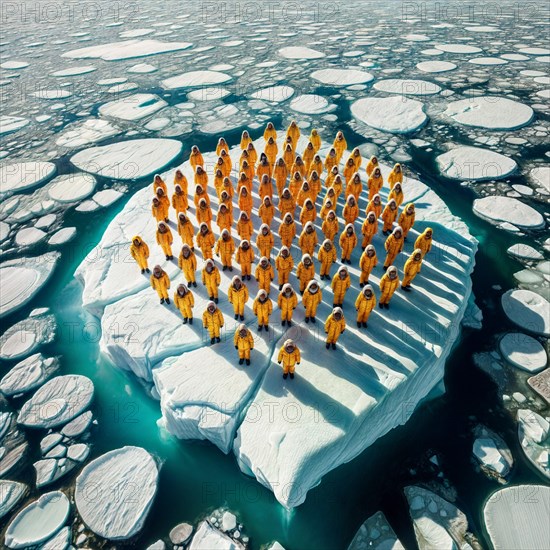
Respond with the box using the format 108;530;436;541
98;94;167;121
351;97;428;134
55;119;120;148
436;146;517;181
483;485;550;550
0;354;59;397
499;333;547;373
290;94;335;114
473;197;545;229
0;481;27;520
278;46;325;59
250;86;295;103
444;97;534;130
71;139;182;180
310;69;374;86
473;425;513;481
48;173;97;202
0;253;60;318
372;79;441;96
189;521;244;550
0;116;30;135
416;61;457;73
347;511;404;549
161;71;232;89
76;136;476;507
0;162;56;196
501;290;550;337
51;66;97;77
74;446;159;540
517;409;550;479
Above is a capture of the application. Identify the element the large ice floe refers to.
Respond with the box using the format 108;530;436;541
278;46;325;59
75;446;158;540
98;93;167;121
473;197;545;230
161;71;232;90
501;290;550;337
310;69;374;86
76;135;477;507
0;161;56;196
372;79;441;95
71;139;182;180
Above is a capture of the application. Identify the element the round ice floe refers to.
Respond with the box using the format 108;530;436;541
373;78;441;95
416;60;457;72
18;375;94;429
0;61;29;69
465;26;499;32
484;485;550;550
0;162;56;195
289;94;334;114
31;90;72;99
187;87;230;101
97;77;127;86
5;491;70;549
71;139;182;180
250;86;294;102
473;196;544;229
0;253;60;318
0;116;30;135
278;46;325;59
48;173;96;203
501;53;530;61
310;68;374;85
518;47;550;55
434;44;483;54
15;227;47;246
501;290;550;337
530;166;550;193
405;34;430;41
0;480;26;520
51;65;96;77
499;333;547;373
99;93;166;121
127;63;157;73
48;227;77;246
444;97;534;130
56;119;120;148
161;70;232;89
75;447;158;540
436;146;517;181
536;89;550;99
469;57;508;65
507;243;543;261
351;96;427;134
0;353;58;396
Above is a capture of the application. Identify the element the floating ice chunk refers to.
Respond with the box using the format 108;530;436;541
501;290;550;336
48;227;77;245
416;61;456;73
499;333;547;373
465;25;499;32
444;97;534;130
373;79;441;95
189;521;244;550
119;28;155;38
0;116;30;135
0;221;10;241
4;491;70;549
348;511;405;550
41;526;71;550
61;410;93;438
518;47;550;55
162;71;232;89
71;138;182;180
484;485;550;549
75;446;158;540
0;61;29;69
473;426;513;480
405;34;430;41
222;511;237;531
99;93;166;121
436;146;517;181
0;311;56;360
187;87;231;101
34;457;77;488
127;63;158;73
107;82;139;94
67;443;90;462
469;57;508;65
47;173;97;203
97;77;127;86
0;481;26;520
35;214;56;229
31;90;72;99
63;39;192;61
530;166;550;193
250;86;295;102
290;94;335;114
473;197;544;229
434;44;483;54
18;375;94;429
14;227;47;246
56;119;120;148
278;46;325;59
91;189;124;207
507;243;544;261
351;96;427;134
170;523;193;545
0;253;60;318
536;89;550;99
310;69;374;85
51;66;96;77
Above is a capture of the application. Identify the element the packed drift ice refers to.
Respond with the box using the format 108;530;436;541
76;132;477;508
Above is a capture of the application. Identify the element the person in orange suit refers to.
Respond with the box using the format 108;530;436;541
257;155;272;184
384;226;404;269
297;180;314;208
299;199;317;227
289;171;303;197
216;203;233;233
203;301;224;344
255;256;274;294
265;136;278;167
346;172;363;201
278;339;300;380
220;148;232;176
174;169;188;195
331;174;344;198
303;141;315;173
278;188;296;219
178;243;197;287
156;221;173;260
150;265;170;305
283;143;294;168
130;236;150;274
388;163;403;189
238;186;253;217
309;157;323;182
156;187;170;222
240;164;253;190
259;196;275;226
237;211;253;242
256;223;275;259
318;239;337;280
291;155;306;180
177;212;195;249
194;165;208;190
325;165;339;189
216;137;229;156
172;184;188;214
355;284;376;328
190;145;204;171
296;254;315;293
302;280;322;323
388;182;404;208
402;249;423;291
368;167;384;200
299;222;318;257
264;121;277;142
240;130;252;150
153;174;167;195
259;174;274;201
214;163;225;190
359;244;378;286
415;227;433;257
333;131;347;164
202;258;221;302
343;195;359;226
234;324;254;365
398;203;416;239
286;120;300;148
324;148;338;173
346;148;362;170
309;128;321;152
194;183;210;209
215;229;235;271
196;198;212;230
228;276;249;321
381;199;398;234
253;289;272;332
322;210;339;242
366;193;382;219
275;246;294;289
320;199;336;222
174;283;194;324
279;213;296;248
343;157;357;186
236;239;254;280
324;307;346;350
278;283;298;327
366;155;379;176
361;211;378;249
379;265;399;309
246;142;258;166
331;266;351;307
196;222;215;260
273;158;288;196
339;223;357;264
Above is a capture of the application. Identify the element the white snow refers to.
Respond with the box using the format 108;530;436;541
484;485;550;550
189;521;243;550
416;61;456;73
310;69;374;85
518;47;550;55
0;221;10;241
14;227;47;246
48;227;77;245
469;57;508;65
17;375;94;429
517;410;549;478
473;197;545;229
62;39;192;61
0;354;58;397
75;446;158;540
0;61;29;69
351;96;427;134
501;290;550;337
4;491;70;549
98;93;167;121
434;44;483;54
444;97;534;130
51;65;96;77
31;90;72;99
278;46;325;59
41;526;71;550
0;116;30;135
473;438;510;476
436;146;517;181
499;333;547;373
187;87;231;101
290;94;335;114
161;71;232;90
0;253;60;318
348;511;404;549
530;167;550;193
56;119;120;148
507;244;544;261
250;86;295;102
128;63;158;73
61;410;93;437
373;79;441;95
0;481;26;520
47;173;97;202
71;139;182;180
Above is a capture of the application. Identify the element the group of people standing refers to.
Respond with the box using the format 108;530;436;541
129;122;435;377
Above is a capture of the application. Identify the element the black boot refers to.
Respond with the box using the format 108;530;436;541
240;315;244;321
247;275;251;280
189;318;193;324
160;298;165;304
216;336;221;342
402;285;411;292
357;322;362;328
214;297;218;304
326;343;330;349
246;359;250;365
305;317;310;323
141;269;145;274
165;298;170;304
283;372;288;379
331;343;336;350
258;326;262;332
239;358;244;365
282;320;286;327
360;282;364;288
222;266;227;271
289;372;294;379
183;318;188;324
210;338;215;345
384;303;389;309
383;266;388;271
263;325;269;331
362;322;367;328
166;255;170;261
287;320;292;327
229;266;233;272
279;285;283;291
234;314;238;320
379;303;384;309
192;281;197;287
311;317;316;323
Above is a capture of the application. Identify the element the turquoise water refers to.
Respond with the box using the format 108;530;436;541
1;1;549;548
